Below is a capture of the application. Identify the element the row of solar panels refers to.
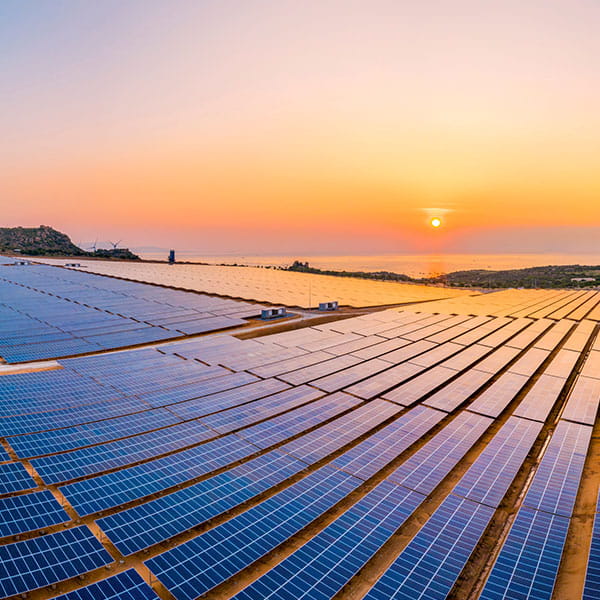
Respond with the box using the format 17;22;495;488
0;263;263;362
0;308;598;599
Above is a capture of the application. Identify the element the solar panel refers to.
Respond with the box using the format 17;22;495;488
542;348;581;379
561;376;600;425
512;374;566;422
580;350;600;380
480;508;570;600
331;405;445;480
32;419;216;484
453;417;543;507
248;350;333;378
350;337;412;360
522;420;591;517
423;368;492;412
376;339;436;363
199;385;324;435
583;493;600;600
363;495;495;600
236;391;360;449
61;433;256;516
7;407;182;458
144;375;283;413
467;372;530;418
97;450;306;555
344;361;423;400
50;569;159;600
474;346;522;374
277;354;363;386
145;466;360;599
278;400;400;465
0;461;37;494
389;411;493;495
0;526;113;597
0;490;69;537
310;358;393;393
233;481;425;600
381;365;458;406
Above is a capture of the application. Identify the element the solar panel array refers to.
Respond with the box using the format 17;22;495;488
37;257;471;308
584;490;600;600
0;266;599;600
0;262;263;362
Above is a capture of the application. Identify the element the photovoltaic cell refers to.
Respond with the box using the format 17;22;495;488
0;526;113;597
50;569;159;600
0;490;70;537
0;461;37;494
331;405;445;480
389;411;493;495
61;433;256;516
583;493;600;600
453;417;543;508
145;466;361;600
561;376;600;425
98;450;306;555
480;508;571;600
363;495;495;600
521;420;591;517
232;481;425;600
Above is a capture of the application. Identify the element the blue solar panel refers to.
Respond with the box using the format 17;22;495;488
61;433;256;516
584;494;600;600
0;461;37;494
97;450;305;555
145;466;361;600
199;385;324;434
480;508;570;600
522;420;591;517
278;399;400;465
331;405;445;480
0;395;149;436
0;490;70;536
0;264;263;362
233;481;425;600
150;371;261;412
0;526;113;597
453;417;543;507
50;569;159;600
236;391;361;449
363;495;495;600
389;411;493;495
32;419;216;484
7;407;182;458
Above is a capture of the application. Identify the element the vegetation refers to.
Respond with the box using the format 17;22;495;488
0;226;140;260
286;260;413;282
286;260;600;289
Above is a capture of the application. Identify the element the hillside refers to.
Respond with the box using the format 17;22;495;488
0;226;140;259
428;265;600;288
285;261;600;289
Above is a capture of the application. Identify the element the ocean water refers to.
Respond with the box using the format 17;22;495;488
137;253;600;278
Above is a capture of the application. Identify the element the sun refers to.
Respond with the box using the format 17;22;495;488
431;217;442;228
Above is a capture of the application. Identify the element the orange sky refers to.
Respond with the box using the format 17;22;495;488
2;1;599;253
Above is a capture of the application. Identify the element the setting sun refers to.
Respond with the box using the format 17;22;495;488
431;217;442;228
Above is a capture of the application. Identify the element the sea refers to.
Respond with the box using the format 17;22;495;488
135;252;600;279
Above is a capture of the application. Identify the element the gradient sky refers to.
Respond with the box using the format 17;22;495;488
2;1;599;254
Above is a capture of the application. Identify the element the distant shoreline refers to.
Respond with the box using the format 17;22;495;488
10;252;600;290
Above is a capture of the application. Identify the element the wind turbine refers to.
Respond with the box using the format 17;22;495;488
109;240;122;250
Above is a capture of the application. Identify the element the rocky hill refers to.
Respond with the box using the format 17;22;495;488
0;226;139;259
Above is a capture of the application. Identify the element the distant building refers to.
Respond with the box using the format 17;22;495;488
168;249;175;264
571;277;595;282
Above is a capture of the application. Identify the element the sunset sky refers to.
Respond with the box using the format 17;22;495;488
2;1;599;254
